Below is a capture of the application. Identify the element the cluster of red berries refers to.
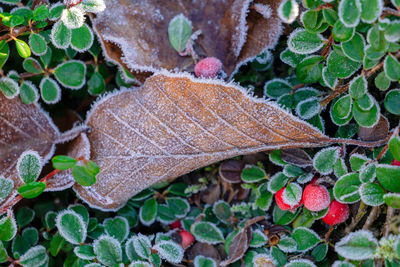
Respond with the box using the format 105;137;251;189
170;220;195;248
275;178;349;226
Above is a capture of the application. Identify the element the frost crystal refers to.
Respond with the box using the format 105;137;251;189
61;6;85;29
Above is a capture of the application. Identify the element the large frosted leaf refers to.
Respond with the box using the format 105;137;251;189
92;0;283;79
74;72;342;211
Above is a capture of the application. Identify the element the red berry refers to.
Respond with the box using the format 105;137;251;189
392;159;400;166
322;200;349;226
194;57;223;78
170;220;182;229
303;183;330;212
275;187;302;211
179;230;195;248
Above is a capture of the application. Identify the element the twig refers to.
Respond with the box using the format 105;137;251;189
362;206;380;230
345;201;367;234
381;7;400;18
383;207;395;237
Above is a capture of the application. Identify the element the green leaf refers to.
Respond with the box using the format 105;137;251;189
384;54;400;81
17;207;35;227
50;232;66;257
74;244;95;260
88;71;105;95
334;172;361;203
72;164;97;186
335;230;377;260
375;71;390;91
0;215;17;241
360;0;382;23
331;94;352;126
60;6;84;29
385;21;400;42
17;150;42;183
296;55;323;83
360;164;376;183
168;14;192;53
384;89;400;115
0;41;9;69
301;10;328;34
104;216;129;242
194;255;217;267
322;67;337;89
40;46;52;68
359;182;384;206
389;135;400;161
283;165;305;177
93;235;122;266
383;193;400;208
334;158;348;178
50;20;71;49
20;81;38;104
129;234;151;259
292;227;320;252
349;75;367;99
28;33;47;56
283;183;302;207
19;246;48;267
0;77;19;99
241;165;267;183
270;247;287;266
255;183;273;211
278;0;299;24
56;210;87;244
312;243;328;261
153;240;184;264
191;222;224;244
0;176;13;201
39;77;61;104
350;154;369;171
285;259;317;267
249;229;268;248
376;164;400;192
81;0;106;13
323;8;338;26
327;50;361;78
278;236;297;253
264;78;292;99
273;204;300;225
0;241;8;263
392;0;400;8
33;5;49;21
296;97;320;120
341;33;365;63
71;23;94;52
23;57;43;74
267;172;289;193
54;60;86;89
352;99;379;127
52;155;77;170
280;48;306;67
367;24;388;51
139;198;157;226
288;29;324;54
15;39;31;58
68;204;89;226
213;200;231;223
339;0;361;27
332;20;355;42
49;3;65;21
313;147;339;175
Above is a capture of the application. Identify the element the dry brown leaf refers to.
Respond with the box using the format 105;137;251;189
93;0;282;78
73;71;348;211
0;94;59;209
220;227;251;266
359;115;389;142
280;148;312;167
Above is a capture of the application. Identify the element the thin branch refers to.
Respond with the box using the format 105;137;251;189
345;201;367;234
383;206;395;237
362;206;380;230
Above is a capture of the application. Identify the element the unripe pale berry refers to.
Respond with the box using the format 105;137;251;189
179;230;195;248
392;159;400;166
322;200;349;225
194;57;223;78
275;187;302;211
303;183;330;212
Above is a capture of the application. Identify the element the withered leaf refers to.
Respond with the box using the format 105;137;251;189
93;0;283;78
280;148;312;167
220;227;251;266
219;160;245;184
74;71;338;211
358;115;389;142
0;93;59;210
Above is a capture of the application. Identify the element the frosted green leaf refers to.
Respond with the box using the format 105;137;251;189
19;246;48;267
280;48;306;67
241;165;267;183
359;182;384;206
296;97;320;120
312;243;328;262
285;259;317;267
335;230;377;260
383;193;400;208
56;210;87;245
334;158;348;178
360;164;376;183
74;244;95;260
23;57;43;74
0;40;9;69
352;100;380;127
50;20;71;49
191;222;224;244
322;67;337;89
365;45;385;61
249;229;268;248
104;216;129;242
93;235;122;266
384;21;400;42
49;3;65;21
278;0;299;23
152;240;184;264
0;77;19;99
29;33;47;56
288;29;324;55
355;93;374;111
131;234;151;259
283;165;304;177
278;236;297;252
292;227;320;252
0;215;17;241
213;200;231;223
342;33;365;62
296;55;323;83
301;9;328;34
81;0;106;13
392;0;400;8
327;50;361;78
282;183;302;207
313;147;339;175
384;54;400;81
168;14;192;53
0;177;13;201
17;150;42;183
367;24;388;51
88;71;105;95
264;78;292;99
374;71;390;91
15;39;31;58
349;75;367;99
350;154;369;171
194;255;217;267
334;172;361;203
385;89;400;115
376;164;400;192
360;0;382;23
166;197;190;218
71;24;94;52
332;20;355;42
20;81;39;104
40;77;61;104
61;6;85;29
267;172;289;193
339;0;361;27
331;94;352;120
139;198;157;226
54;60;86;89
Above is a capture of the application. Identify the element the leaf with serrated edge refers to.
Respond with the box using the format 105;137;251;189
73;72;383;210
